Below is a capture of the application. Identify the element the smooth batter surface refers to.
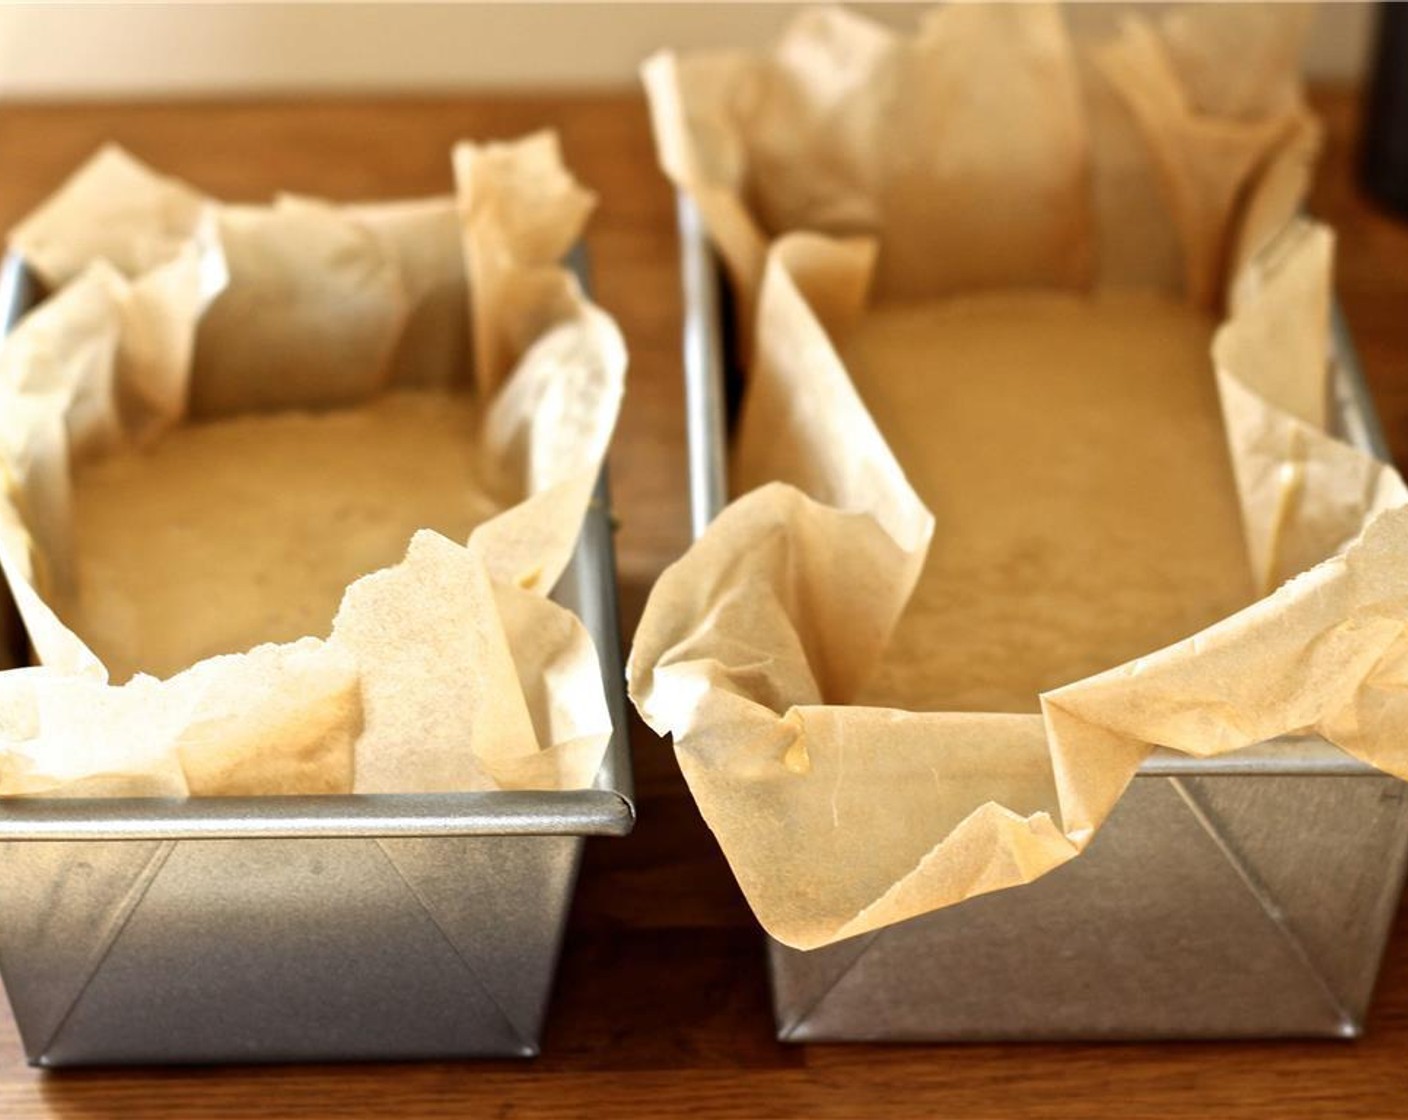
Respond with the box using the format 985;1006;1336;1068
67;391;495;683
842;291;1254;714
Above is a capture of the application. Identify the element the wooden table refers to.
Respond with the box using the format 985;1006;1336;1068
0;87;1406;1120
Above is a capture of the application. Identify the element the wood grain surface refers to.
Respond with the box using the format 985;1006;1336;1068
0;87;1406;1120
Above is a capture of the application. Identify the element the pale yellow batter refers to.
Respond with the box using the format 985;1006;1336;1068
841;291;1254;714
66;391;496;683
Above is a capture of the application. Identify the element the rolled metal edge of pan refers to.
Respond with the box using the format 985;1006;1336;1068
676;193;729;538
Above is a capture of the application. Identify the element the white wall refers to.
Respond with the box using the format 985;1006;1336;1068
0;2;1375;98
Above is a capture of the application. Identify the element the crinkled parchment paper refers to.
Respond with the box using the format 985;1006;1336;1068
0;131;625;798
630;3;1408;951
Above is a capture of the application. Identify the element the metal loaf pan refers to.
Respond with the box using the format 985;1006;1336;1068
675;192;1408;1041
0;249;635;1066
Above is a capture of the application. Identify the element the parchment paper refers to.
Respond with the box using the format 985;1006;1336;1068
0;132;625;798
630;3;1400;951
